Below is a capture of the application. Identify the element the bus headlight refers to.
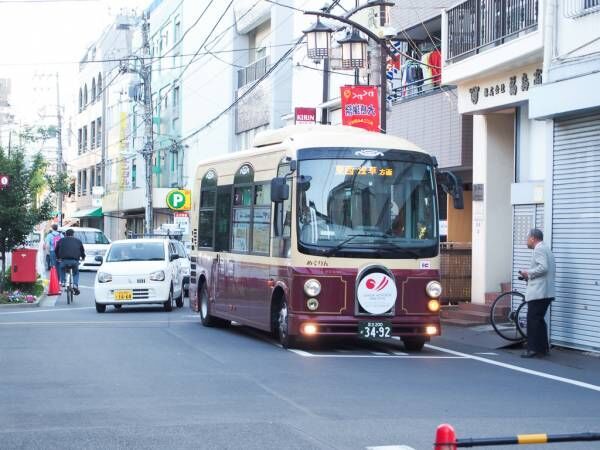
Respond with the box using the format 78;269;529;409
426;325;438;335
426;281;442;298
306;298;319;311
304;279;321;297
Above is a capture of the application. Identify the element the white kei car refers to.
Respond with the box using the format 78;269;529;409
94;238;185;313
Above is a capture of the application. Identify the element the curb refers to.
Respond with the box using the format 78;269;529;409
0;294;44;309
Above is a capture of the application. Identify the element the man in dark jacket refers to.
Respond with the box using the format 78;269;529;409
55;229;85;295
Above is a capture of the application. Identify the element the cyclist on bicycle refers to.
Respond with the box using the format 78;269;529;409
55;229;85;295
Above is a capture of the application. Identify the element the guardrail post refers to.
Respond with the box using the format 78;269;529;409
435;423;457;450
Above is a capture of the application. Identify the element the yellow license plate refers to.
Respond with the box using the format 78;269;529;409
114;290;133;301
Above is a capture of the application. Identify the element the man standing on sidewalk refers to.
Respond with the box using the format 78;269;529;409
519;228;556;358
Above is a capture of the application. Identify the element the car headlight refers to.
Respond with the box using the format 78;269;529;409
181;267;191;276
97;272;112;283
150;270;165;281
426;280;442;298
304;279;321;297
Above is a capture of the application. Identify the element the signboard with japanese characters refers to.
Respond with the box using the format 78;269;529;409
340;85;380;132
458;64;542;114
294;107;316;125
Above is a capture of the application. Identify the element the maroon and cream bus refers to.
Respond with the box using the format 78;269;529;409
188;125;463;350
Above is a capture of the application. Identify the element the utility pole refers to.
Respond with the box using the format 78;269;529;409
56;72;64;226
141;13;154;234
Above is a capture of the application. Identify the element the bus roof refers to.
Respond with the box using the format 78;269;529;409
193;125;428;180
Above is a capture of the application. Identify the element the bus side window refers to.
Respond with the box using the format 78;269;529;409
273;162;291;257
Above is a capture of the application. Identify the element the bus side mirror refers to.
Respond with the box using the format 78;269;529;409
271;177;289;202
437;171;464;210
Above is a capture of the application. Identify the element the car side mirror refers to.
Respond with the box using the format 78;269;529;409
170;254;179;261
94;255;103;263
271;177;289;202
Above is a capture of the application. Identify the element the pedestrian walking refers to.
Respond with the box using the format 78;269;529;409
519;228;555;358
44;224;62;269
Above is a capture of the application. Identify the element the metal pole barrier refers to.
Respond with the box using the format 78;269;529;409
435;429;600;448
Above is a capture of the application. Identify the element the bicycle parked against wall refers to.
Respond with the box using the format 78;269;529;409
490;288;528;341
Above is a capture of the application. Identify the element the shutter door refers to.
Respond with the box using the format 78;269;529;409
512;204;544;294
552;113;600;351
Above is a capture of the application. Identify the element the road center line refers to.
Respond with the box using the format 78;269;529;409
426;344;600;393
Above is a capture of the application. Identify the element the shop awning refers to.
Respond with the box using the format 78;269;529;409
71;207;103;218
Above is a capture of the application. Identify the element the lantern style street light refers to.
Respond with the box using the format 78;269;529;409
303;18;333;60
303;1;395;133
338;28;369;69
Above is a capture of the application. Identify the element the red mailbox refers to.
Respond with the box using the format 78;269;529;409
11;248;38;283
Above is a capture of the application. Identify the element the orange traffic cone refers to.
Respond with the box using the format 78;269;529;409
48;266;60;296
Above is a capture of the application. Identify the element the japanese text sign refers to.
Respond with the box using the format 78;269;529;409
341;85;380;132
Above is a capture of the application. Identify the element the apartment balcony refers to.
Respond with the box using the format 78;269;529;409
237;56;270;89
443;0;543;85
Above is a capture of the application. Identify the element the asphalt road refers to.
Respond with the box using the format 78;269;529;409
1;271;599;450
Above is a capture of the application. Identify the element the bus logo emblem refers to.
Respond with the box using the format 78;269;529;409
355;150;384;158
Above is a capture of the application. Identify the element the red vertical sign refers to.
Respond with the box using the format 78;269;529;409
340;85;380;132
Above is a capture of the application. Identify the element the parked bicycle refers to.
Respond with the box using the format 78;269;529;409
490;289;528;341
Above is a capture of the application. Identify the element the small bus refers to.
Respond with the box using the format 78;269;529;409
188;125;463;350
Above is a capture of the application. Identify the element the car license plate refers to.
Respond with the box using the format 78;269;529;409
358;321;392;339
114;290;133;301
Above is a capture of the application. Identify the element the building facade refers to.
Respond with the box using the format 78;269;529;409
528;0;600;351
71;12;136;230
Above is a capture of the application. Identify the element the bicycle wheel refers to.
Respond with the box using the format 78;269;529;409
67;287;73;305
515;300;528;339
490;291;526;341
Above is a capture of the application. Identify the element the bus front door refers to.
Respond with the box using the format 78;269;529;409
214;185;232;316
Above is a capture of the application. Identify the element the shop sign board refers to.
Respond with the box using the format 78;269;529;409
459;64;543;114
340;85;380;132
294;107;316;125
166;189;191;211
173;212;189;234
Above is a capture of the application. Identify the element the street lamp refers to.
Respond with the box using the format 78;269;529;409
303;1;395;133
338;29;368;69
303;18;333;60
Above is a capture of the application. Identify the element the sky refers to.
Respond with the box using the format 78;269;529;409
0;0;147;123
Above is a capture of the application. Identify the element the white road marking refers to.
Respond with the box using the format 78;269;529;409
475;352;499;356
367;446;416;450
287;349;464;359
0;307;95;315
0;319;197;326
426;344;600;393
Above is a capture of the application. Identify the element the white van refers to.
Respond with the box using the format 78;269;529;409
59;227;111;270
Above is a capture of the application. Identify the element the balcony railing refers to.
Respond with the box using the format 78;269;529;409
237;56;270;89
446;0;538;63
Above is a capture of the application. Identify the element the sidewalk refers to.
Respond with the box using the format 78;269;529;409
436;323;600;386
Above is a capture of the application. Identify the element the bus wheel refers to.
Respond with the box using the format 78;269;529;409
402;337;425;352
199;283;229;327
277;300;296;349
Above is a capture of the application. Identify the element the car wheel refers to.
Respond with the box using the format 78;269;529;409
95;302;106;313
114;304;122;310
277;299;296;349
175;284;184;308
164;288;173;312
402;337;425;352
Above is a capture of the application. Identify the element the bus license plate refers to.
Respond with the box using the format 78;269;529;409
114;290;133;301
358;321;392;339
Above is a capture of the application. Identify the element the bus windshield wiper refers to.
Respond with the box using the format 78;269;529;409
322;234;372;257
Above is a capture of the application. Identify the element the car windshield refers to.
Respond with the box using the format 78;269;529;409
74;231;110;245
106;242;165;262
297;156;437;258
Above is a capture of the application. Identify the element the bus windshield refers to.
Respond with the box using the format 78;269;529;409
297;156;438;258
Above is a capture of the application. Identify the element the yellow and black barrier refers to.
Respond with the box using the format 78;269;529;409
435;424;600;449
